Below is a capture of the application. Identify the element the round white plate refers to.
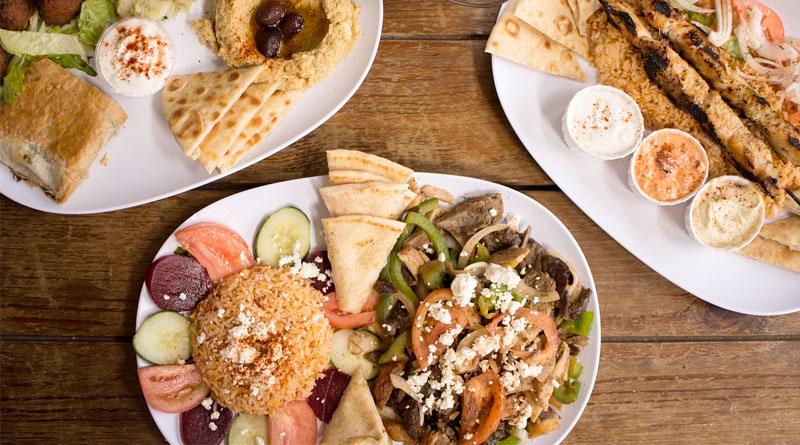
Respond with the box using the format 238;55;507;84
0;0;382;214
135;173;601;445
492;0;800;315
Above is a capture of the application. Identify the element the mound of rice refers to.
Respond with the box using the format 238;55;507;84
190;264;332;415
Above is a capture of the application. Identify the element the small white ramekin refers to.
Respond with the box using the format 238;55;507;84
561;85;644;161
685;175;765;251
628;128;709;206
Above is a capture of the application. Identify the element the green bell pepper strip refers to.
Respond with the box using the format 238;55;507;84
413;198;439;216
559;311;594;336
377;293;397;321
553;380;581;404
722;37;744;60
568;357;584;381
389;254;418;307
473;243;491;263
686;10;714;26
404;211;450;263
477;292;496;319
419;260;446;289
378;331;409;364
496;435;522;445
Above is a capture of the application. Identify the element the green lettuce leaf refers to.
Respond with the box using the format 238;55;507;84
47;54;97;76
2;55;30;105
0;29;87;59
78;0;118;46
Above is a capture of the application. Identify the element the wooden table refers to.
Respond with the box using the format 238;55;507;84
2;1;799;443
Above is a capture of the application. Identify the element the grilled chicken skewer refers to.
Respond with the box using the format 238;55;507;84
639;0;800;169
599;0;792;203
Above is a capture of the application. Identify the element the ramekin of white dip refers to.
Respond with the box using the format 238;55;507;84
95;18;174;97
561;85;644;160
685;176;765;251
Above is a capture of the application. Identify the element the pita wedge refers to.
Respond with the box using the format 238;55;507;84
320;182;416;219
320;371;390;445
327;150;414;184
740;236;800;273
514;0;590;59
328;170;394;185
162;65;265;160
322;215;406;313
195;81;280;173
759;216;800;252
486;1;586;82
217;89;304;172
575;0;601;36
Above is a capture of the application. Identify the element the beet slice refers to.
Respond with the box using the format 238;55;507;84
180;400;233;445
305;250;334;294
306;368;351;423
146;255;213;312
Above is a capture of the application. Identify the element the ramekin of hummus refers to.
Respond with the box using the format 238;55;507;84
561;85;644;160
686;176;765;251
629;129;709;206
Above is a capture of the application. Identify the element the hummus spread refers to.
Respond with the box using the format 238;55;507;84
208;0;360;89
690;177;765;250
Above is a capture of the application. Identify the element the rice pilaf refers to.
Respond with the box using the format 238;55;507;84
190;264;332;415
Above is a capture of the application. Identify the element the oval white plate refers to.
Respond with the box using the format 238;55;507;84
492;0;800;315
135;173;601;445
0;0;382;214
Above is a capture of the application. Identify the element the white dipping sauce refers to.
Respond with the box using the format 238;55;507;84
562;85;644;160
95;18;174;97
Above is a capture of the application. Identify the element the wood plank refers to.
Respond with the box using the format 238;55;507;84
3;190;798;338
1;340;797;443
206;40;548;187
383;0;499;38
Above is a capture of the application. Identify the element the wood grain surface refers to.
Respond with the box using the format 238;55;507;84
1;0;798;443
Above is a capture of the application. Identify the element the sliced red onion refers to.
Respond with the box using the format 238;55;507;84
671;0;715;14
709;0;733;47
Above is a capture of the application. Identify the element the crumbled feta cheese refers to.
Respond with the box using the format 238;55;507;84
471;334;500;356
201;398;213;410
163;294;170;300
437;252;446;262
255;438;265;445
427;302;452;324
451;273;478;307
250;385;260;397
406;371;431;395
438;325;461;347
196;332;207;345
299;262;321;279
485;263;521;289
314;256;323;263
506;212;521;229
489;208;498;217
210;410;220;420
178;293;187;301
464;433;474;441
500;370;520;391
209;422;217;431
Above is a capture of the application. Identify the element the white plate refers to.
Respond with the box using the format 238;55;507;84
491;0;800;315
0;0;382;214
134;173;601;445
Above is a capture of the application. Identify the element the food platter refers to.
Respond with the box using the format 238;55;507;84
491;0;800;315
0;0;382;214
134;172;601;444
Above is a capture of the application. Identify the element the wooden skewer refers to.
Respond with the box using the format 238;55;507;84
787;189;800;207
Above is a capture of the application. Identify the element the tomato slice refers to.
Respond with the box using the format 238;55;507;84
411;289;469;369
138;364;209;414
508;308;559;365
175;222;254;282
732;0;785;43
269;400;318;445
322;291;378;329
459;369;504;445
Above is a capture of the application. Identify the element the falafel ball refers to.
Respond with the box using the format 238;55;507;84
0;45;9;79
0;0;35;31
37;0;82;26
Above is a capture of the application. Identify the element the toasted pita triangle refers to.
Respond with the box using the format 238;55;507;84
328;170;393;185
320;182;416;219
327;150;413;184
320;371;390;445
195;81;280;173
575;0;601;36
514;0;590;59
217;89;304;172
162;65;265;160
322;215;406;313
486;1;586;82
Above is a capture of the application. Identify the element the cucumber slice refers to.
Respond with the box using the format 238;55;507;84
255;206;311;265
228;413;268;445
133;311;192;365
330;329;380;379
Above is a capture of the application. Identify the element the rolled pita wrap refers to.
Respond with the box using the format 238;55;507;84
320;182;416;219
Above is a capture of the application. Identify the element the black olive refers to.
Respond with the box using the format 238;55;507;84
255;27;282;58
278;12;304;39
254;1;286;27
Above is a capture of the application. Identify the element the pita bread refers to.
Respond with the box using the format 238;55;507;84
575;0;601;36
320;182;416;219
759;216;800;251
217;89;304;172
322;215;406;313
162;65;265;159
486;1;586;82
328;170;393;185
327;150;414;184
196;81;279;173
320;371;390;445
740;236;800;273
514;0;590;59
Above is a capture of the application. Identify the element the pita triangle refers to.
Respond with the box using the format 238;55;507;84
322;215;406;313
195;81;280;173
327;150;413;184
328;169;393;185
514;0;590;58
320;182;416;219
162;65;265;160
320;371;390;445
